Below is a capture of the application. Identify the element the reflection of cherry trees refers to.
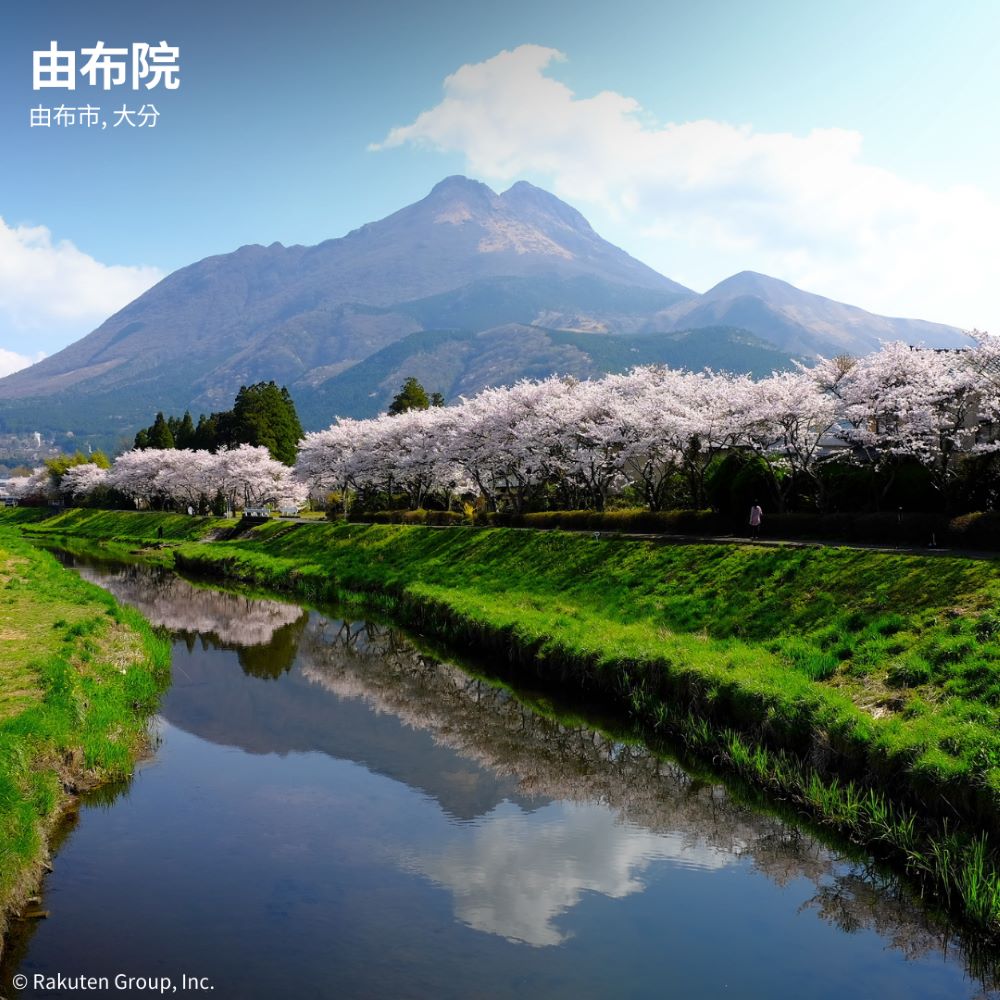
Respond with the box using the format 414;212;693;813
295;616;996;985
72;561;305;646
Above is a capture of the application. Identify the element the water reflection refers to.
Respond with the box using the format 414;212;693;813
24;553;998;995
403;802;731;946
295;617;978;970
72;561;307;648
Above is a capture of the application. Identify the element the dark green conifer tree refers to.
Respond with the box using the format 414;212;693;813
230;382;304;465
174;411;196;449
133;386;301;463
388;377;431;415
148;412;175;449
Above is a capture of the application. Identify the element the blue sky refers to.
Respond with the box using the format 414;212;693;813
1;0;998;368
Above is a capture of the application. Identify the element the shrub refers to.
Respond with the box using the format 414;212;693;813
355;505;1000;552
947;512;1000;550
481;509;729;534
350;509;467;526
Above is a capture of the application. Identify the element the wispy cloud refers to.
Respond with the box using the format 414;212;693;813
374;45;999;331
0;217;163;358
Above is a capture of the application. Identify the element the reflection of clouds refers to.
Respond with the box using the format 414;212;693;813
405;801;732;946
75;564;304;646
295;618;985;980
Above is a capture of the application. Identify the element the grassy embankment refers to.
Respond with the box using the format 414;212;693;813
16;507;1000;935
0;521;170;945
25;508;237;542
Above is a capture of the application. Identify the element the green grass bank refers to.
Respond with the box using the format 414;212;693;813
0;524;170;948
27;508;237;543
16;507;1000;935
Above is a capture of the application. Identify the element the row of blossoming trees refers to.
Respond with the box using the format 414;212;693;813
297;337;1000;515
14;443;308;513
13;335;1000;516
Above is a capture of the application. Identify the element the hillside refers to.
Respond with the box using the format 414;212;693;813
298;325;793;425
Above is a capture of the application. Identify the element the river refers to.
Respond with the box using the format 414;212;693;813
2;554;996;999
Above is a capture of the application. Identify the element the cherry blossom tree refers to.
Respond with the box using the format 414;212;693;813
610;368;685;512
668;370;754;508
9;467;54;503
745;369;840;511
93;445;304;512
107;449;161;506
151;449;215;510
296;418;369;513
217;444;303;510
60;462;110;501
833;341;999;503
442;379;571;514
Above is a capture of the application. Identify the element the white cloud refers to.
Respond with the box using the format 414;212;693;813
403;799;732;946
0;347;45;378
374;45;1000;331
0;216;163;357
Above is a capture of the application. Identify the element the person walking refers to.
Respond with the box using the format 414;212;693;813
749;501;763;540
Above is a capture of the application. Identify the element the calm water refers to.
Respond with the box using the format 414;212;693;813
2;556;996;999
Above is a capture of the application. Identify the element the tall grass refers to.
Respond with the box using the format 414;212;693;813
19;507;235;544
0;527;170;943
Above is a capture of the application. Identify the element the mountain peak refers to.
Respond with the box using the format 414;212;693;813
685;269;969;355
427;175;498;201
501;180;594;234
502;180;552;199
705;271;799;300
420;176;595;236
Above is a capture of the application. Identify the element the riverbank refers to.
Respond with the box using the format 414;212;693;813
11;549;989;998
13;508;1000;936
0;525;170;950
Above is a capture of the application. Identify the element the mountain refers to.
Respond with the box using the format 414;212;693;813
648;271;969;357
0;178;969;450
0;177;694;446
